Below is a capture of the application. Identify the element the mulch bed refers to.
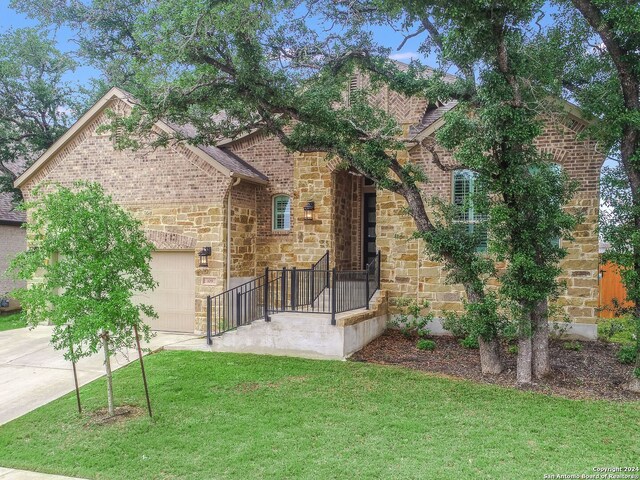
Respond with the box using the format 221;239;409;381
351;330;640;401
84;405;145;426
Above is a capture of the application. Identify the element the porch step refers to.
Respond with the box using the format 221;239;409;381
207;313;345;360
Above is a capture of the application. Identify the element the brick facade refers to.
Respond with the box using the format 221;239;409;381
18;88;604;334
20;99;233;332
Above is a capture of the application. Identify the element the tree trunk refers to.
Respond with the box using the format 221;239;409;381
517;336;533;385
102;333;115;417
478;336;503;374
627;312;640;393
531;300;550;379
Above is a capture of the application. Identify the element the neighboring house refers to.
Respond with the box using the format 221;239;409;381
0;161;27;311
14;78;604;356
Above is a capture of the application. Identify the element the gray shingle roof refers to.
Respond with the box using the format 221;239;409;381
166;121;268;183
409;100;458;137
0;159;27;224
0;194;25;224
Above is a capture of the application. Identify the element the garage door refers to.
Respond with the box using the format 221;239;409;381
137;251;195;333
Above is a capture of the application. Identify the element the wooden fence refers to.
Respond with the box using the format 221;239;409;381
599;261;633;318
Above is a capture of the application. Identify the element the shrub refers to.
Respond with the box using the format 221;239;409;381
441;310;468;338
416;339;436;351
549;304;572;339
507;345;518;355
459;335;479;349
617;345;637;365
563;341;583;352
390;298;433;339
598;316;636;345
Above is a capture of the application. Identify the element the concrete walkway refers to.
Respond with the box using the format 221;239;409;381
0;325;200;426
0;467;87;479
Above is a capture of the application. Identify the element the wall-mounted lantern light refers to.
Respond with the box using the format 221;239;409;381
304;201;315;221
198;247;212;267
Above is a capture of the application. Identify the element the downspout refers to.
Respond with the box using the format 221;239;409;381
227;177;241;289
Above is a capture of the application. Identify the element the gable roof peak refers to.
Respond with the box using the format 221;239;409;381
15;87;268;189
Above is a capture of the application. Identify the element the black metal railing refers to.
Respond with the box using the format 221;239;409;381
311;250;330;304
206;272;268;342
206;251;380;344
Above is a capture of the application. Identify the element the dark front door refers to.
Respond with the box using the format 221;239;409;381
363;192;377;268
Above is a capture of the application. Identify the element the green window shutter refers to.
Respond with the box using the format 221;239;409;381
453;169;488;252
453;170;472;221
273;195;291;231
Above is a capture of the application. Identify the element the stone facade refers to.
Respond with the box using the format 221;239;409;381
16;86;604;336
372;120;603;323
226;132;296;269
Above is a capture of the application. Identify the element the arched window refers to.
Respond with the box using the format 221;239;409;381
452;169;488;252
272;195;292;231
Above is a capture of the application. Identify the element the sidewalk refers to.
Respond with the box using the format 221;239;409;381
0;325;201;426
0;467;87;479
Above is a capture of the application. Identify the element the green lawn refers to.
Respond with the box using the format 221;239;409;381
0;312;25;332
0;352;638;480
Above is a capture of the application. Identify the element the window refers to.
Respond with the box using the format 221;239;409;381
452;169;488;252
272;195;292;231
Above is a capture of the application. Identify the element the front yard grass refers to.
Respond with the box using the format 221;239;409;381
0;351;638;480
0;312;25;332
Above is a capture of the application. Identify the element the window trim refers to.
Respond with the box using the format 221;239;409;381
272;194;292;231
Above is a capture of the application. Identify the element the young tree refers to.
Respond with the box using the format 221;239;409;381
9;182;157;415
554;0;640;391
0;28;88;203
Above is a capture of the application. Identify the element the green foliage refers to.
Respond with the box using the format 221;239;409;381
0;312;26;332
0;27;90;202
563;341;583;352
549;303;572;339
390;298;433;339
416;339;436;351
9;182;157;362
598;316;636;345
553;0;640;378
507;345;519;355
617;345;637;365
459;335;479;349
442;292;511;343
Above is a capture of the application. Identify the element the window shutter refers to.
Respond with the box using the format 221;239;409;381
453;170;471;221
453;170;488;252
273;195;291;231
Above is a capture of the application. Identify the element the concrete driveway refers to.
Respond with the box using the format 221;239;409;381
0;325;200;426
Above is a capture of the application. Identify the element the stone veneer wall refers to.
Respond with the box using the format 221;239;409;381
292;152;334;266
376;119;604;324
229;181;257;278
19;99;233;333
332;171;362;270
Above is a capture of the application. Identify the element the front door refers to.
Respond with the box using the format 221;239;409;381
363;192;377;268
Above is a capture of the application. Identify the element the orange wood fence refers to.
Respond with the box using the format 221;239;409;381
599;261;633;318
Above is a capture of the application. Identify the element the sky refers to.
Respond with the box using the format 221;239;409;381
0;1;442;88
0;2;98;85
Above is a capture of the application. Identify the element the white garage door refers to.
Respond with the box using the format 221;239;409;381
138;251;195;333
